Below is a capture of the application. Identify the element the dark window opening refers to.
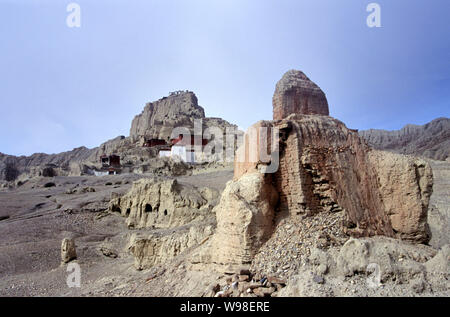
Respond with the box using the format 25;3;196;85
145;204;152;212
42;167;55;177
164;210;168;216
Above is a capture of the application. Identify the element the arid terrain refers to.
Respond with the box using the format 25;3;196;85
0;70;448;297
0;167;234;296
0;161;448;297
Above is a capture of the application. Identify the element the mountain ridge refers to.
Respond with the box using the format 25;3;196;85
359;117;450;161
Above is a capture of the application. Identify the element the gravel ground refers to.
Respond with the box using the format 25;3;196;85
0;168;233;296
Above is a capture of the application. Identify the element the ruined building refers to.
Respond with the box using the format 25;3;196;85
272;69;329;120
98;154;121;175
209;70;433;268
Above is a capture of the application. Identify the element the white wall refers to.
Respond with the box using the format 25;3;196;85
159;150;171;158
171;146;185;162
93;170;109;176
186;150;195;163
170;146;195;163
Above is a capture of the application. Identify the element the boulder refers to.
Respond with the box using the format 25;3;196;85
368;151;433;242
61;238;77;263
278;236;442;297
337;237;436;282
128;224;214;270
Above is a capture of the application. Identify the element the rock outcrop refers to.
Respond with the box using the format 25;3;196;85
61;238;77;263
234;120;276;178
109;177;218;229
130;91;205;140
0;147;95;181
129;91;239;147
273;70;329;120
108;177;220;269
209;173;278;267
367;151;432;242
360;117;450;161
128;224;214;270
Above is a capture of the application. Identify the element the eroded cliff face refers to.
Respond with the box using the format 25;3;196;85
229;115;433;252
0;147;95;181
130;92;205;140
108;176;220;270
271;115;395;239
128;223;214;270
109;177;218;229
129;91;239;145
273;116;433;242
209;173;278;267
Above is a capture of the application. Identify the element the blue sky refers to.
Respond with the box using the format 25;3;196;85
0;0;449;156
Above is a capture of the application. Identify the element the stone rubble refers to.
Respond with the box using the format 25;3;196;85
204;267;288;297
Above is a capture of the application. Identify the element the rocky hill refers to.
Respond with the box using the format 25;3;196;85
359;117;450;161
0;91;238;182
130;91;205;140
0;147;95;181
130;90;238;148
